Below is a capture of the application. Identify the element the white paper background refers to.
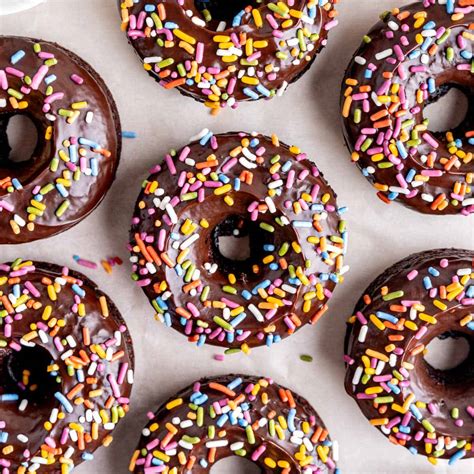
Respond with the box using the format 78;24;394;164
0;1;473;473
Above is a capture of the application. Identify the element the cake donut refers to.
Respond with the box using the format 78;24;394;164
129;131;347;352
0;259;134;472
344;248;474;465
341;1;474;215
0;36;121;244
129;374;340;473
119;0;339;112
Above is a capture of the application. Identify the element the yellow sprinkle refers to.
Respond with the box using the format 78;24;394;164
166;398;183;410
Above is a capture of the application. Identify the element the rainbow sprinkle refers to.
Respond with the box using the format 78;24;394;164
345;249;474;465
0;38;117;241
0;259;134;473
341;1;474;214
129;375;340;473
129;131;348;352
119;0;339;112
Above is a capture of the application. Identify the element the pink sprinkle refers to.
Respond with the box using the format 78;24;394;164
71;74;84;85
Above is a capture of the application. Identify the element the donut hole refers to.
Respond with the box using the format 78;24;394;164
218;234;251;261
211;215;273;280
423;331;474;386
424;85;471;136
4;345;60;405
194;0;261;30
0;114;39;166
211;456;260;474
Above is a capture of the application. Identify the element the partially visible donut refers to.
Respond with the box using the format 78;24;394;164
129;131;348;352
341;1;474;215
119;0;339;112
129;374;340;473
0;36;121;243
344;248;474;465
0;259;134;473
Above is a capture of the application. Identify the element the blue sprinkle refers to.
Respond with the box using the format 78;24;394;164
448;449;466;465
55;392;73;413
0;394;19;402
287;408;296;432
10;50;25;65
227;377;242;390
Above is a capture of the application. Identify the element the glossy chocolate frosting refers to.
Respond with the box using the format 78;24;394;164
341;2;474;215
0;260;134;472
129;131;347;350
0;37;121;244
131;374;338;473
344;248;474;462
119;0;338;109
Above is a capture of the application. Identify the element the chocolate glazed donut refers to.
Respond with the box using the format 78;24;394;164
119;0;339;111
0;259;134;473
129;374;339;473
344;249;474;466
0;37;121;244
341;1;474;215
129;131;348;351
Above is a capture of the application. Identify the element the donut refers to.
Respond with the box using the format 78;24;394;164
0;36;121;244
129;130;347;352
0;0;45;16
129;374;340;473
344;248;474;465
341;1;474;215
0;259;134;472
118;0;339;112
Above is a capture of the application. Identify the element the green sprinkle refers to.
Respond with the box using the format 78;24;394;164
55;200;70;217
260;222;275;232
300;354;313;363
383;290;404;301
245;425;255;445
213;316;234;332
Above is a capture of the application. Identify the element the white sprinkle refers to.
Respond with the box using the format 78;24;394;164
352;366;363;385
265;197;276;213
178;440;193;450
230;442;244;451
358;325;368;343
180;233;199;250
375;48;393;60
248;304;264;322
205;440;228;448
421;193;434;202
166;203;178;224
281;284;297;294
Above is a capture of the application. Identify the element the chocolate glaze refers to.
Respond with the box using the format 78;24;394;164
0;260;134;472
129;132;346;350
119;0;338;108
341;2;474;215
131;374;338;473
0;37;121;244
344;248;474;461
